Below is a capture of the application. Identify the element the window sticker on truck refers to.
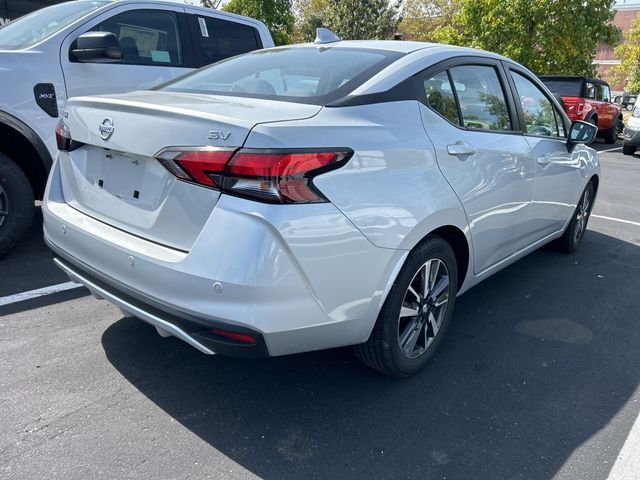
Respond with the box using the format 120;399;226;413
198;17;209;37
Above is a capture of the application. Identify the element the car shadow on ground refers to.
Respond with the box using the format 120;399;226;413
101;230;640;479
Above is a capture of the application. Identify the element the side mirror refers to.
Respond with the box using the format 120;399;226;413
567;120;598;150
71;32;122;63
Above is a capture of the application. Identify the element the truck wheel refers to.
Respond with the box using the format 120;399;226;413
623;144;637;156
0;153;35;257
603;117;622;144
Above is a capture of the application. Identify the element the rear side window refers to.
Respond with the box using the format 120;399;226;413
449;65;512;131
90;9;182;66
585;82;596;99
541;80;582;97
424;71;460;125
191;16;261;67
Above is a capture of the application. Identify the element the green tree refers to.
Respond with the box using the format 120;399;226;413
221;0;295;45
294;0;330;42
610;14;640;92
400;0;459;42
295;0;400;42
433;0;619;76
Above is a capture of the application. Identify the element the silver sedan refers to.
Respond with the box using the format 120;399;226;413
44;31;600;377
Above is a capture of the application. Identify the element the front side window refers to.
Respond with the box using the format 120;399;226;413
424;71;460;125
161;47;404;105
511;72;565;138
191;16;260;67
0;1;108;50
602;85;611;103
89;10;182;66
448;65;512;131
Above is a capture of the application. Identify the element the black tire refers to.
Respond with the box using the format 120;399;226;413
557;182;594;253
603;117;622;144
0;153;35;257
622;144;637;156
354;236;458;377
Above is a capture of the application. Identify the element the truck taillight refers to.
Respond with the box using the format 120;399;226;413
55;119;82;152
156;148;352;204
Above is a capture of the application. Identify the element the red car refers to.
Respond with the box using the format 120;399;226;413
540;76;624;144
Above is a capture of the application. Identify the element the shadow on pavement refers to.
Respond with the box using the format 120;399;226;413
0;206;71;297
102;230;640;479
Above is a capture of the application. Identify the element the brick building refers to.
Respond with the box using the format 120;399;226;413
594;0;640;93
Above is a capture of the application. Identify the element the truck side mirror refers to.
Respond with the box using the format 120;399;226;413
70;32;122;63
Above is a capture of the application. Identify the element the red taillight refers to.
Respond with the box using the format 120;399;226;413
157;149;234;188
55;119;75;152
210;328;257;345
156;147;351;204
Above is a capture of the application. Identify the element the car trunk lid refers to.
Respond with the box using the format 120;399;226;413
59;91;322;251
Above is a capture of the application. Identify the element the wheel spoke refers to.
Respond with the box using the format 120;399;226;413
427;312;440;338
423;259;439;297
429;275;449;304
407;285;422;303
434;289;449;307
399;317;421;354
400;305;419;318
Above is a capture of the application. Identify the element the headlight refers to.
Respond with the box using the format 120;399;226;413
633;105;640;118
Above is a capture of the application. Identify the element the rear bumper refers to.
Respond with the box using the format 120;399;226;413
50;253;270;358
43;159;404;357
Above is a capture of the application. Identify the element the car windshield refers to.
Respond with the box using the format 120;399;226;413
160;46;404;105
541;80;583;97
0;1;109;50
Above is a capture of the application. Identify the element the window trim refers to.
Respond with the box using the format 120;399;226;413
415;56;523;136
504;64;571;141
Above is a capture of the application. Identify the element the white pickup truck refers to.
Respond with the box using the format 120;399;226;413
0;0;273;256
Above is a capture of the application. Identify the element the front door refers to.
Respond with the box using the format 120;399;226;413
60;5;191;98
507;69;582;236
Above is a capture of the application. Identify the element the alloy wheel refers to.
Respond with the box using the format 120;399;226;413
398;258;450;359
574;188;591;243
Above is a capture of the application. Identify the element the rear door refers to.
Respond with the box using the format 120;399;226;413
61;3;192;98
418;58;535;274
506;68;581;236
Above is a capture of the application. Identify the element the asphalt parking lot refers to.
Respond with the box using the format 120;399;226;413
1;140;639;480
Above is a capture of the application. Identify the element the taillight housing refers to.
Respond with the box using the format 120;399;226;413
156;147;352;204
55;119;82;152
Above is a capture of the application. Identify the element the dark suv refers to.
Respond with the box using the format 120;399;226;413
540;76;624;144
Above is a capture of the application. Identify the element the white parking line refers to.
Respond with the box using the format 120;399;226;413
607;407;640;480
0;281;82;307
600;146;623;152
591;214;640;228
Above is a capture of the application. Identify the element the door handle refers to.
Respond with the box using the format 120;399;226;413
537;156;551;166
447;142;476;158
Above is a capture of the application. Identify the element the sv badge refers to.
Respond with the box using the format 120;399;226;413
208;130;231;141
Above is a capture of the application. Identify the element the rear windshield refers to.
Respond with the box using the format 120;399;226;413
541;80;583;97
0;1;109;50
160;46;404;105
